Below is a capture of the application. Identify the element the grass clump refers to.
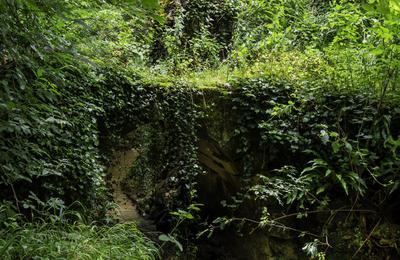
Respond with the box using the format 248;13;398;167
0;222;159;260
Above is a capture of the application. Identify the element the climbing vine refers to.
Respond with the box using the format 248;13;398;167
94;68;203;254
202;77;400;258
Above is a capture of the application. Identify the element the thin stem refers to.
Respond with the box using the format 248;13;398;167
271;208;376;222
352;218;381;258
10;183;20;213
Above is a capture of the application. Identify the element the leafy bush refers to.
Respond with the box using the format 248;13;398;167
0;0;109;217
0;0;163;220
151;0;237;71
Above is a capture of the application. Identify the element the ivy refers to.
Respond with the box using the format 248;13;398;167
204;77;400;257
95;68;202;231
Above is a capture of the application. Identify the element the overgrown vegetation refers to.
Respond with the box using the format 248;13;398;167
97;70;202;228
1;0;399;258
200;78;400;258
0;222;157;259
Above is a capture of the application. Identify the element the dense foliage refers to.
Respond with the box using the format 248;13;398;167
0;0;107;218
212;78;400;257
0;0;161;258
1;0;400;258
96;69;201;221
0;0;160;219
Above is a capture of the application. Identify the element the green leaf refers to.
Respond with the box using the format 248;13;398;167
325;169;332;177
158;234;171;242
316;186;325;195
170;209;194;219
344;142;353;152
336;175;348;195
390;0;400;13
158;234;183;251
332;142;341;153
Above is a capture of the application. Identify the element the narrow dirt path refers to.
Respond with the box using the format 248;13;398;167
108;149;155;230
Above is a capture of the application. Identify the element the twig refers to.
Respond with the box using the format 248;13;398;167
352;218;381;259
272;208;376;222
345;194;358;223
10;183;20;213
324;235;332;252
228;217;321;238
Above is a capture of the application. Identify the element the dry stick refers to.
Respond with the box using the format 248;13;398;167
221;209;378;244
324;235;332;254
267;221;321;238
264;209;376;238
229;217;321;238
345;193;359;223
272;209;376;222
10;183;20;213
352;218;381;259
324;210;339;232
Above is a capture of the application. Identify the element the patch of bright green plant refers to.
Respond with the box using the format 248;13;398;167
0;222;158;260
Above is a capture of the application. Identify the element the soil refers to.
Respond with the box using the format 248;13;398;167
108;149;156;231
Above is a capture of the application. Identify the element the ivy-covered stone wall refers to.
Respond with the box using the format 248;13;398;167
196;77;400;258
102;73;400;258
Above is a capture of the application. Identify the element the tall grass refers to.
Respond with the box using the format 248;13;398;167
0;222;159;260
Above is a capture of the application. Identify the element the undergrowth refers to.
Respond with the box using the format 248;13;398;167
0;222;158;260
